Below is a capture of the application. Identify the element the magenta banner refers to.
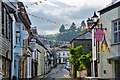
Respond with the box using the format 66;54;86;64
94;29;104;41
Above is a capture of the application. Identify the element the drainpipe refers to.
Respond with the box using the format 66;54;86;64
10;1;19;79
10;17;13;80
15;59;19;79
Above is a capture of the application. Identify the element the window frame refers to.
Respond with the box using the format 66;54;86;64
2;3;12;41
16;31;20;44
113;20;120;43
63;52;65;56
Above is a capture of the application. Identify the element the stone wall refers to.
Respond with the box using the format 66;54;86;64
77;70;87;78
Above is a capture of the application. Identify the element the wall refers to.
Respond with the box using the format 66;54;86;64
99;6;120;78
57;50;69;63
0;2;12;79
36;43;45;76
73;39;92;52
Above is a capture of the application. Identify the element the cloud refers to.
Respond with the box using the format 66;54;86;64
24;0;111;35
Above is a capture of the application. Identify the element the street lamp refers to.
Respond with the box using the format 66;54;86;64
91;11;107;77
91;11;99;77
92;11;98;23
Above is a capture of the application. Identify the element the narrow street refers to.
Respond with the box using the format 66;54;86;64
1;1;119;80
34;64;71;80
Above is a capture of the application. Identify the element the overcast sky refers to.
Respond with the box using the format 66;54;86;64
22;0;112;35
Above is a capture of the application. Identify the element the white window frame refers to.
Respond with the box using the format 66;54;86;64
113;20;120;43
16;24;21;45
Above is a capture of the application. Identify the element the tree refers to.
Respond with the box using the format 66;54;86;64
59;24;65;32
69;45;92;78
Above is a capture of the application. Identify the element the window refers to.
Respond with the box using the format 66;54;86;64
16;25;20;44
9;19;12;41
63;53;65;56
63;58;66;62
113;20;120;43
59;53;60;57
16;31;20;44
114;22;117;31
2;6;4;35
6;15;9;39
2;57;10;78
3;8;6;36
2;3;12;41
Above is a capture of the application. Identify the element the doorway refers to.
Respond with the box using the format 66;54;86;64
115;60;120;80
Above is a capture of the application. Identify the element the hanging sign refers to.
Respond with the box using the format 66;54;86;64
22;30;29;39
94;29;104;41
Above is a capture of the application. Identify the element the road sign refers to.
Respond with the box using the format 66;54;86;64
94;29;104;41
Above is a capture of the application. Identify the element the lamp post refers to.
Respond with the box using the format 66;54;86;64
90;11;107;77
87;11;98;77
90;11;99;77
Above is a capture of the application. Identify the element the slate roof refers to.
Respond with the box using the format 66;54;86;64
75;31;92;39
70;31;92;43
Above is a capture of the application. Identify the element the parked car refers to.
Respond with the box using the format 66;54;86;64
65;61;70;71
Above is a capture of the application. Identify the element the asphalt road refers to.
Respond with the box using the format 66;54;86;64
35;64;71;80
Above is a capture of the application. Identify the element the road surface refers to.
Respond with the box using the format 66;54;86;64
34;64;71;80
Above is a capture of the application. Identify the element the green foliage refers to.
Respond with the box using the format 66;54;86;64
78;52;92;70
41;24;83;42
69;45;92;71
56;29;81;42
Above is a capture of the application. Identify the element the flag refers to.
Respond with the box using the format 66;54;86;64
80;21;87;32
101;36;107;51
100;31;110;53
88;25;92;30
81;21;86;29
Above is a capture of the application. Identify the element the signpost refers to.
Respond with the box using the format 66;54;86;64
94;29;104;42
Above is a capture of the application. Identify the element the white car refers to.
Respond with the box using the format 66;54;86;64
65;61;70;71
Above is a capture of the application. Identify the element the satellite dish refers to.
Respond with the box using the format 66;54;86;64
22;30;29;39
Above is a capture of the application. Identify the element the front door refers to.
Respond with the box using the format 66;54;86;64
115;60;120;80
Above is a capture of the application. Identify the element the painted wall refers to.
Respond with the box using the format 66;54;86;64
36;43;45;76
13;23;23;79
99;6;120;78
57;50;69;63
